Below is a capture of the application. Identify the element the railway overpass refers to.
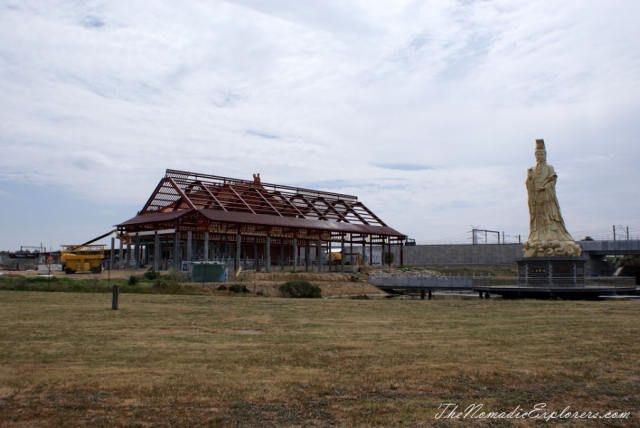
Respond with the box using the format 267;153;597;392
391;240;640;276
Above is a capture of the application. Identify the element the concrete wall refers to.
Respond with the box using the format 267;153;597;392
391;241;640;273
391;244;523;266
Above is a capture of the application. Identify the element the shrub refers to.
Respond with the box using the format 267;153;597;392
228;284;242;293
144;269;159;280
279;280;322;298
384;252;395;265
128;275;139;286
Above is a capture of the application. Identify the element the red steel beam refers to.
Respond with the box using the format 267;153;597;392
228;185;256;214
167;177;198;210
253;188;284;217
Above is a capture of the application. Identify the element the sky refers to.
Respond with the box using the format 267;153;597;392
1;0;639;251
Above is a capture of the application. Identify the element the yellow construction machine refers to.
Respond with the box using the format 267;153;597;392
327;251;363;266
61;230;119;274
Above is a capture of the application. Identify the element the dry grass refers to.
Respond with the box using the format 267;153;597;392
0;292;638;427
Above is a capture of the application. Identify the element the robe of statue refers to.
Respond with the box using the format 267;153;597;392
526;162;574;242
522;153;582;258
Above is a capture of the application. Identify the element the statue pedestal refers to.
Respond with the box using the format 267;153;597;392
517;257;588;286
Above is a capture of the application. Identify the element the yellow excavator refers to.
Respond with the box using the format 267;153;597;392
61;230;121;274
327;251;363;266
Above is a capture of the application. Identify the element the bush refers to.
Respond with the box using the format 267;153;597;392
279;280;322;298
128;275;139;286
384;252;395;265
144;269;159;280
228;284;242;293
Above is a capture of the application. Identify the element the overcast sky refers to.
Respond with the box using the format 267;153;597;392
1;0;639;251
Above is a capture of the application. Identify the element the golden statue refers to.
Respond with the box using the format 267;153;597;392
522;139;582;257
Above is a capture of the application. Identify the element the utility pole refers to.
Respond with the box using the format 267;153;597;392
617;225;630;240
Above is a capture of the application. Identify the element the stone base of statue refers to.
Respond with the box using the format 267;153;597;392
516;257;587;287
522;240;582;258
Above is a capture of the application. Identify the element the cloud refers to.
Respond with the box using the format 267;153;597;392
246;130;280;140
81;16;105;28
0;0;639;249
372;163;435;171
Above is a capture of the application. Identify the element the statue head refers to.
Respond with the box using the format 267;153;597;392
534;139;546;163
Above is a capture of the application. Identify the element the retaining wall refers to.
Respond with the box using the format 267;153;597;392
391;244;523;266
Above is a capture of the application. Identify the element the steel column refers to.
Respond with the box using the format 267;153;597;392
293;238;298;273
173;231;181;270
254;241;258;271
236;233;241;273
135;235;141;268
204;232;209;262
154;233;160;271
119;239;124;269
280;241;284;271
340;235;345;273
110;237;115;271
187;231;192;264
266;236;271;273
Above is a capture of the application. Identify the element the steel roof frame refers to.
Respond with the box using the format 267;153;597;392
125;169;405;239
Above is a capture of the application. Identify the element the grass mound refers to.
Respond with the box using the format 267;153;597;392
279;280;322;298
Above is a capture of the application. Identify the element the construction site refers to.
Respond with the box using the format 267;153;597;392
3;168;638;299
110;169;406;275
1;169;407;289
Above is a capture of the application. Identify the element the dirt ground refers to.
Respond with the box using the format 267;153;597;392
235;272;385;297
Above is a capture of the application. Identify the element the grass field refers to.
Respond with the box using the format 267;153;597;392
0;291;638;427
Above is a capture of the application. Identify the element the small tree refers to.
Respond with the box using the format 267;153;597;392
384;252;395;265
